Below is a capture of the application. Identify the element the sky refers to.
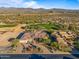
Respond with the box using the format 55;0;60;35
0;0;79;9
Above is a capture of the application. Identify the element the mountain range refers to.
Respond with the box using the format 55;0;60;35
0;7;79;14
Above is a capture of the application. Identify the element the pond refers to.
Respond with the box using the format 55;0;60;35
16;31;25;39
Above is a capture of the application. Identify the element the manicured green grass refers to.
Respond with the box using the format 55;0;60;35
28;23;63;30
0;24;16;28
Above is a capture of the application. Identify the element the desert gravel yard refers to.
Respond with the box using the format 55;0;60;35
0;40;10;46
0;24;25;47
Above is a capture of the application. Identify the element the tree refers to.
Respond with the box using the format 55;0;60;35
68;24;77;33
49;11;53;13
74;40;79;50
51;42;59;49
11;39;19;48
43;38;51;44
37;38;51;44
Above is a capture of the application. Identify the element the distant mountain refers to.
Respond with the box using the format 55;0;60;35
0;7;79;14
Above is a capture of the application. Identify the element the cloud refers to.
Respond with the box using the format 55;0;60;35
0;0;44;8
0;0;22;7
23;1;44;8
